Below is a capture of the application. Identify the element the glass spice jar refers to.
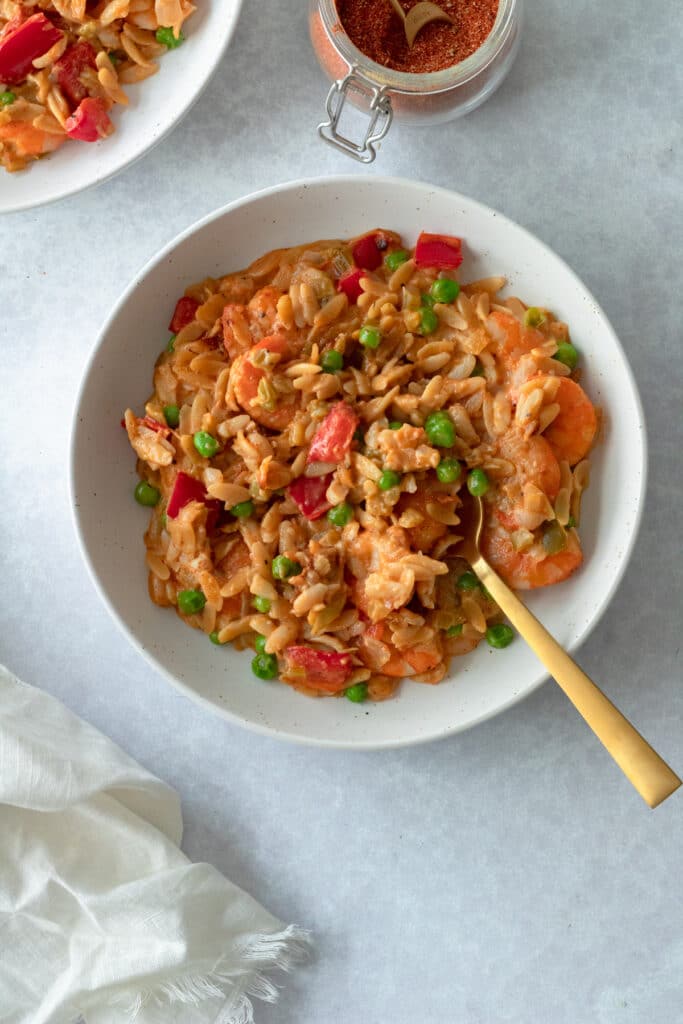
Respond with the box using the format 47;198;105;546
309;0;522;162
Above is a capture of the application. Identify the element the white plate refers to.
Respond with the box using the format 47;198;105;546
0;0;242;214
71;177;647;748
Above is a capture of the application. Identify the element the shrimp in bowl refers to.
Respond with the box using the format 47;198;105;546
123;230;599;703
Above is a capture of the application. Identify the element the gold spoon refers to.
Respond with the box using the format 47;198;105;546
460;496;681;808
385;0;454;48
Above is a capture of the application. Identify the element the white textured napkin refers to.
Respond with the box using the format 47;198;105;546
0;665;310;1024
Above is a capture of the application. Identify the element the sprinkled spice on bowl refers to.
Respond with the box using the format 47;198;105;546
336;0;500;74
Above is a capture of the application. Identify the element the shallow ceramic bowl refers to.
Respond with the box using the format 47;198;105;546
0;0;242;214
71;177;646;748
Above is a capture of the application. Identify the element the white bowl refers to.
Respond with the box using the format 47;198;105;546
71;177;646;748
0;0;242;214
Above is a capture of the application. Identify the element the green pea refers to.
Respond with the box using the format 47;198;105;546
486;624;515;649
193;430;220;458
272;555;302;580
231;500;254;519
388;421;403;430
467;468;490;497
436;458;461;484
166;334;176;352
430;277;460;304
457;571;480;591
445;624;463;637
385;249;409;271
567;515;577;529
156;25;185;47
107;52;120;66
254;634;267;654
359;325;381;349
424;410;455;448
134;480;160;506
378;469;401;491
177;589;206;615
555;342;579;370
421;293;435;309
209;631;224;645
419;307;439;335
321;349;344;373
470;361;485;377
0;91;17;106
163;404;180;428
252;652;278;680
542;521;567;555
345;683;368;703
253;595;271;613
524;307;545;328
327;502;353;527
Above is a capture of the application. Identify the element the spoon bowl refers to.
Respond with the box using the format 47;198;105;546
385;0;454;47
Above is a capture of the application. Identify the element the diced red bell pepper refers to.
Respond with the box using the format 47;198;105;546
337;267;365;304
307;402;359;464
122;414;170;434
169;296;200;333
64;97;113;142
167;472;206;518
284;645;353;692
140;415;170;436
166;471;221;529
54;40;97;107
351;232;387;271
414;232;463;270
288;474;333;521
0;13;62;84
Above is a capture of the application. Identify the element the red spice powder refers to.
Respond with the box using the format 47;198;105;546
336;0;500;74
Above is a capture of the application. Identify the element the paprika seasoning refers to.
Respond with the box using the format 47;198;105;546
336;0;499;74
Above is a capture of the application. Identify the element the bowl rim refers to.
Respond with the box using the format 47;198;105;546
0;0;243;215
69;174;648;749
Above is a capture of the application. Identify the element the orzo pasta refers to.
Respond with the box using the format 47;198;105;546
0;0;194;172
125;229;598;702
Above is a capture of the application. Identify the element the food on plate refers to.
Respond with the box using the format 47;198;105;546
0;0;194;172
124;229;598;701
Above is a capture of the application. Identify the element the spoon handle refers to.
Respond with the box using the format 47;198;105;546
471;553;681;808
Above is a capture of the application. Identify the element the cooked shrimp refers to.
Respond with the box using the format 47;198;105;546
359;622;442;678
231;335;297;430
482;519;582;589
496;430;561;512
486;310;545;373
222;288;286;360
348;526;448;622
395;485;454;552
0;123;65;159
215;539;251;619
247;286;283;331
541;376;597;466
221;304;252;361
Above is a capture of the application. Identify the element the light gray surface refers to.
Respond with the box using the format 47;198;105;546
1;0;682;1021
